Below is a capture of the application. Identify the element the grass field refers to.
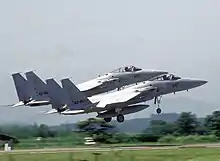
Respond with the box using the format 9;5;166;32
14;141;180;149
1;148;220;161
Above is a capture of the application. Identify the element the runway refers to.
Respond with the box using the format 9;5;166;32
1;143;220;154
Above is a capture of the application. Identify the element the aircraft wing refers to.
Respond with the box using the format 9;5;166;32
45;109;59;115
96;91;140;108
96;86;157;108
77;78;119;91
12;101;25;107
77;80;103;91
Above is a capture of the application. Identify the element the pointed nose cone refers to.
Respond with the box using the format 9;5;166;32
199;80;208;86
188;79;208;89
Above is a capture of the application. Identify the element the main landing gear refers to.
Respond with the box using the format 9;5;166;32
116;114;124;123
104;114;125;123
115;108;125;123
104;117;112;122
103;108;125;123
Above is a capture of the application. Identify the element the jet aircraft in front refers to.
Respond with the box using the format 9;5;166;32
126;74;208;113
44;74;207;123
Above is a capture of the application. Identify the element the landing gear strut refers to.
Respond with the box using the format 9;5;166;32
154;96;163;114
116;114;124;123
114;108;125;123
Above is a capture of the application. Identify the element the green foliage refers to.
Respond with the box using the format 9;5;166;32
13;133;86;149
0;123;73;139
135;133;160;142
204;111;220;137
158;135;176;143
113;133;137;143
76;118;115;134
144;120;177;136
140;112;220;144
158;135;218;144
1;111;220;147
175;112;199;135
37;124;54;138
75;118;117;144
195;123;209;135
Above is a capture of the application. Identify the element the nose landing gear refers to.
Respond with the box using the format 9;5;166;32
156;107;162;114
154;96;163;114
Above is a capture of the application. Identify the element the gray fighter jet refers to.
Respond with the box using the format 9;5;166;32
45;74;207;123
10;66;167;107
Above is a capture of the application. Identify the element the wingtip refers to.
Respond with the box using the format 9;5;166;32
45;109;59;115
11;101;25;107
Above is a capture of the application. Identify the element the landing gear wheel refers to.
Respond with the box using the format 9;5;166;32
104;117;112;122
117;114;124;123
156;108;162;114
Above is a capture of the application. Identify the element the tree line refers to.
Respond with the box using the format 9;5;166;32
1;111;220;144
73;111;220;144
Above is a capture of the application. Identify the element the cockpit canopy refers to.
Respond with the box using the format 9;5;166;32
154;74;181;81
111;66;142;73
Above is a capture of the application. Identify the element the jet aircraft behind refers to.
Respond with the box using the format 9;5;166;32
77;66;167;96
10;66;167;107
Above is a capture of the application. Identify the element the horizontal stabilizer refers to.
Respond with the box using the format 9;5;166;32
61;109;86;115
12;101;25;107
45;109;59;115
25;100;50;106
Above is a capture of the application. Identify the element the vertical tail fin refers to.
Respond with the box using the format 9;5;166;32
61;78;93;110
45;78;67;111
25;71;48;101
12;73;32;102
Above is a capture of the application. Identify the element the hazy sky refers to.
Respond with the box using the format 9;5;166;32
0;0;219;124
